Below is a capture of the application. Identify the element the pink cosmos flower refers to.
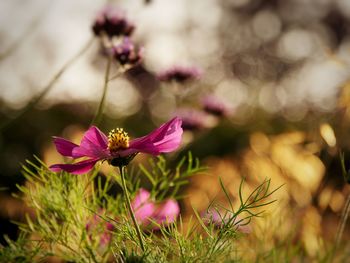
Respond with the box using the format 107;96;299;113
131;188;180;228
49;117;183;174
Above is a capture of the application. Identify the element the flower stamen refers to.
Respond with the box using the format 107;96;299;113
108;128;129;152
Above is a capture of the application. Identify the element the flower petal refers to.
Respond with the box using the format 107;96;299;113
72;126;110;159
81;126;108;148
49;158;100;175
126;117;183;155
132;188;151;209
53;137;80;157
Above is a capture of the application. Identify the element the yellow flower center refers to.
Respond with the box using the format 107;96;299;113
108;128;129;152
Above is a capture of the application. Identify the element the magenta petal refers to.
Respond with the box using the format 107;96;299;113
128;117;183;155
80;126;108;149
131;189;156;225
49;158;100;175
53;137;80;157
154;199;180;224
72;126;110;159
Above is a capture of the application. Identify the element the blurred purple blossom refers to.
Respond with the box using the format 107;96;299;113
132;188;180;228
50;117;183;174
112;38;143;66
202;95;233;117
176;108;211;131
157;66;202;83
86;210;115;246
92;6;134;38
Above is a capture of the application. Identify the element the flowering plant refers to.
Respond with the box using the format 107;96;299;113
0;3;282;263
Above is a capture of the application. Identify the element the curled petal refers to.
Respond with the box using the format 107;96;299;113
73;126;110;159
53;137;79;157
127;117;183;155
80;126;108;149
49;158;100;175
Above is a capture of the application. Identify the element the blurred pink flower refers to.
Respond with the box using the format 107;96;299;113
153;199;180;224
86;210;114;246
157;66;202;83
176;108;211;131
131;188;180;228
50;117;183;174
132;188;155;226
202;95;233;117
92;6;134;38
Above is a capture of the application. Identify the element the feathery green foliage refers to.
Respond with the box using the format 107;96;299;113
0;154;280;262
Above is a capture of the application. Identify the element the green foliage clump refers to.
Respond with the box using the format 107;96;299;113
0;153;279;262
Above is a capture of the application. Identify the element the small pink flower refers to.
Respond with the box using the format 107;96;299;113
50;117;183;174
112;38;143;66
131;188;180;228
157;66;202;83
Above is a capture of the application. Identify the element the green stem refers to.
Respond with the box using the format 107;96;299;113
334;193;350;253
0;37;95;132
91;56;113;126
118;166;146;252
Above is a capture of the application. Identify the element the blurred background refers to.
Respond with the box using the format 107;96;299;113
1;0;350;258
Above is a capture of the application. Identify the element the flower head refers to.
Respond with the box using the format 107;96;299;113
157;66;202;83
50;117;183;174
132;188;180;228
112;38;143;66
92;6;135;38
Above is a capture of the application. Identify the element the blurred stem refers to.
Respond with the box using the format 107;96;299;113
0;37;95;132
334;193;350;252
339;151;350;183
91;56;113;126
0;0;52;62
118;165;146;252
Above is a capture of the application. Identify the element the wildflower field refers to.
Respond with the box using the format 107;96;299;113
1;0;350;262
